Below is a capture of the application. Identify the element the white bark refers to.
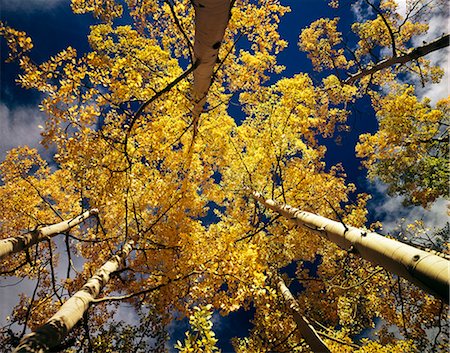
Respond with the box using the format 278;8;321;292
0;209;98;260
345;34;449;84
192;0;231;118
252;192;450;303
277;276;331;353
13;240;134;353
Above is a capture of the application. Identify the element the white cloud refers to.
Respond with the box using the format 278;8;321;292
351;0;374;22
0;103;49;162
396;0;407;18
406;4;449;104
414;46;449;104
350;0;449;104
0;0;65;12
370;4;449;245
367;179;449;234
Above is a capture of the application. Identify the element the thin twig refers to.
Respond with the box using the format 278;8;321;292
432;300;444;350
165;0;194;62
47;239;63;304
327;268;384;291
324;197;349;233
91;270;200;304
0;261;28;275
364;0;397;57
317;331;360;348
397;277;409;338
126;62;199;137
20;265;42;339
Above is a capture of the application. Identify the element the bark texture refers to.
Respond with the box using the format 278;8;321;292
253;192;450;303
345;34;449;84
192;0;231;118
13;241;134;353
277;276;331;353
0;209;98;260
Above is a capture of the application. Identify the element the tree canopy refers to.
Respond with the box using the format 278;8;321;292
0;0;448;352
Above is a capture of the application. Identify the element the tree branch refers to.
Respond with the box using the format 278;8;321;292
345;34;449;84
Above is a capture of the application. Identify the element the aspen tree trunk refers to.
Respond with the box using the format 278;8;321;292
13;241;134;353
0;209;98;260
345;34;449;84
192;0;231;118
252;192;450;303
276;276;331;353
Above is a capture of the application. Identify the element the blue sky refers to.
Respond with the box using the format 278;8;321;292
1;0;448;351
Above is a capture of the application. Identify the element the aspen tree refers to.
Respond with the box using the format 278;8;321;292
0;209;98;260
13;241;134;353
191;0;231;118
252;192;450;303
356;86;449;206
1;0;449;350
344;34;449;84
299;1;447;87
276;275;331;353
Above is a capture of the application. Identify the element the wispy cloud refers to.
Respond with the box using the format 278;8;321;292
367;179;448;234
0;0;65;12
368;4;449;234
350;0;448;104
0;103;49;161
396;0;407;18
415;46;449;104
351;0;374;22
402;2;449;103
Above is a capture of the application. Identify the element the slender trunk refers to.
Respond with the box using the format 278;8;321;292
0;209;98;260
252;192;450;303
192;0;231;118
345;34;449;84
13;240;134;353
276;276;331;353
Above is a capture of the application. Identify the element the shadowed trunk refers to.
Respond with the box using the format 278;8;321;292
13;240;134;353
192;0;231;119
276;276;331;353
0;209;98;260
252;192;450;303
